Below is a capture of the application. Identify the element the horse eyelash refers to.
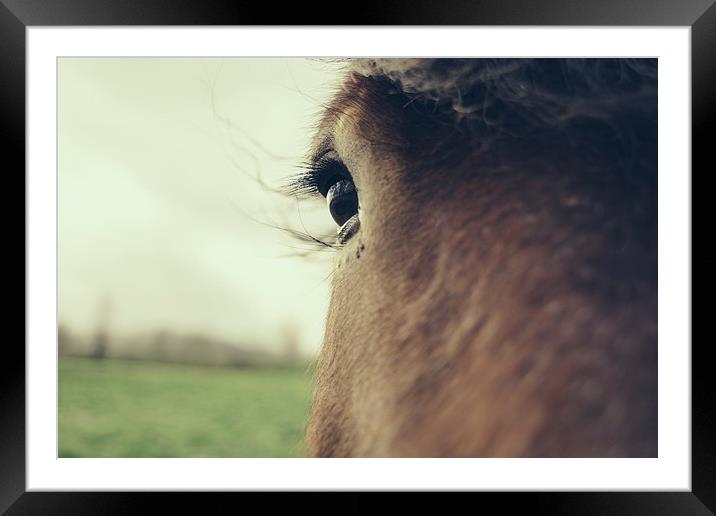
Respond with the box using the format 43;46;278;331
276;164;345;252
282;152;350;199
278;148;352;251
281;162;324;199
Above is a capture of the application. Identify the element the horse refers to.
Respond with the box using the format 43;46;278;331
292;59;657;457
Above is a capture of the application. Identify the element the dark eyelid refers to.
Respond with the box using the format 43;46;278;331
313;156;351;197
282;136;351;200
312;146;335;164
310;136;335;164
282;148;349;199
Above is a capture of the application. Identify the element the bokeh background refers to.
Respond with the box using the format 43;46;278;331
58;58;343;457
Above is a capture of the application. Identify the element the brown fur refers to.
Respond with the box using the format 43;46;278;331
305;61;657;457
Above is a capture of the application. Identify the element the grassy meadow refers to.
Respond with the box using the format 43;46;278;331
59;357;313;458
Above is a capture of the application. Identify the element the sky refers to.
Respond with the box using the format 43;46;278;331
58;58;345;356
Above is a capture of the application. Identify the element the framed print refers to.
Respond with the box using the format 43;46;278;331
4;0;708;512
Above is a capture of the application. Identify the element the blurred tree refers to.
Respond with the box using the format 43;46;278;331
152;329;170;361
91;294;113;360
58;323;74;356
281;321;301;365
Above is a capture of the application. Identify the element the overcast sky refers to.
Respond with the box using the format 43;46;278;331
58;58;344;356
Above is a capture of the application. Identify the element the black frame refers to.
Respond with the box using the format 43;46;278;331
3;0;708;513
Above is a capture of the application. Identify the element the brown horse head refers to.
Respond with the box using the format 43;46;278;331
301;59;657;457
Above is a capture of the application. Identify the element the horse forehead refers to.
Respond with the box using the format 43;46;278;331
314;59;495;159
309;76;397;163
348;58;508;101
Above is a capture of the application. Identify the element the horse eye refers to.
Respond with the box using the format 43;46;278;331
326;178;359;228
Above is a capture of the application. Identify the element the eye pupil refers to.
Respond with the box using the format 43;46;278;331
326;179;358;228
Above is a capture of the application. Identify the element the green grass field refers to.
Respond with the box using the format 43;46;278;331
59;357;313;458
